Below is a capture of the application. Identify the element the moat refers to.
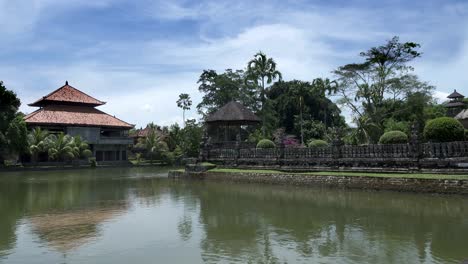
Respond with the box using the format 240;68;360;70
0;167;467;263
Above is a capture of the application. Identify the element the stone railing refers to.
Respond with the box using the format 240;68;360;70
202;141;468;169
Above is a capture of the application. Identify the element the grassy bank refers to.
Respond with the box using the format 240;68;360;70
207;168;468;180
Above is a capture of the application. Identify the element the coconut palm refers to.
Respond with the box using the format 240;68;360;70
70;135;92;160
247;52;282;136
46;133;75;161
27;127;49;163
137;129;166;164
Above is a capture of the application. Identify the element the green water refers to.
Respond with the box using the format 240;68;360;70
0;167;467;264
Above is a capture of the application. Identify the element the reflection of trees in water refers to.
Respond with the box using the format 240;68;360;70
191;182;468;263
178;214;193;241
0;167;171;256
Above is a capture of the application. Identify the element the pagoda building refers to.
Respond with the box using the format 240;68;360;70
445;89;466;117
24;81;134;162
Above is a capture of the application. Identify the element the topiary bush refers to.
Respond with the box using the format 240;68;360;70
307;139;328;148
256;139;275;149
423;117;464;142
378;131;408;144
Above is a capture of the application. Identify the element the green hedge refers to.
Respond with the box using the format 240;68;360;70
256;139;275;149
423;117;464;142
379;131;408;144
307;139;328;148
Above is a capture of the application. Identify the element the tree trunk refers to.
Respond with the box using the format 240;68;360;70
261;77;266;137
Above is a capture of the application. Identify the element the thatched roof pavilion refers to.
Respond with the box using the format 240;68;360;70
205;101;260;143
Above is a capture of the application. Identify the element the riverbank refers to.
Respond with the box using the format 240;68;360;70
169;169;468;195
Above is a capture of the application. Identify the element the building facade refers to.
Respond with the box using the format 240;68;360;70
24;82;134;162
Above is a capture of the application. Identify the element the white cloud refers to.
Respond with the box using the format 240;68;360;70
2;0;468;128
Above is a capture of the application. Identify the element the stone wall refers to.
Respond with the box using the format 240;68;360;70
168;170;468;195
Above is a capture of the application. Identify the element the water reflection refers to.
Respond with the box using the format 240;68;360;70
0;168;467;264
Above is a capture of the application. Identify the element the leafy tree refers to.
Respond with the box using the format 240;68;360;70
268;80;345;138
137;129;167;164
46;133;75;161
0;81;21;161
70;136;92;160
0;81;20;133
27;127;49;163
178;119;203;157
197;69;257;116
246;52;282;136
333;36;425;142
5;116;28;157
176;93;192;126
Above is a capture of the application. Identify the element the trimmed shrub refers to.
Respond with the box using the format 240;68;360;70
256;139;275;149
423;117;464;142
307;139;328;148
378;131;408;144
89;157;97;168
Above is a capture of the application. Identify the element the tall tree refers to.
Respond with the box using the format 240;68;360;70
0;81;21;161
176;93;192;126
5;116;28;158
333;36;424;143
197;69;257;116
246;52;282;136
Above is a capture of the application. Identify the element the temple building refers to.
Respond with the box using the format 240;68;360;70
445;89;466;117
24;81;134;162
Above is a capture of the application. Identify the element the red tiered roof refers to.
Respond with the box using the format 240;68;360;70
28;81;105;107
24;105;133;129
25;82;134;129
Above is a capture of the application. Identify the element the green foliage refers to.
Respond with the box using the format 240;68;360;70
378;131;408;144
0;81;21;133
6;116;28;155
27;127;49;163
246;52;282;136
70;135;92;160
46;133;75;161
256;139;275;149
197;69;258;116
383;119;409;134
465;129;468;141
176;93;192;124
178;119;203;157
307;139;328;148
295;119;327;143
247;129;264;144
423;117;464;142
136;128;167;164
89;157;97;168
333;37;432;143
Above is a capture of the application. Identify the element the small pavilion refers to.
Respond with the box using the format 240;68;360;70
205;101;260;145
445;89;465;117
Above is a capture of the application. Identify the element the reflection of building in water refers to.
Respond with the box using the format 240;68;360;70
29;207;124;253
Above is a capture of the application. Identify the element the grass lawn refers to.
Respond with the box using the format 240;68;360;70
207;168;468;180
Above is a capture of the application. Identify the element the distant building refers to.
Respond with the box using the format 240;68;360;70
445;89;465;117
130;124;165;145
24;81;134;162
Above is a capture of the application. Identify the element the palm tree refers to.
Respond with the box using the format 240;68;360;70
176;93;192;126
312;78;338;127
292;82;312;145
46;133;75;161
70;135;92;160
138;129;166;164
27;127;49;163
247;52;282;136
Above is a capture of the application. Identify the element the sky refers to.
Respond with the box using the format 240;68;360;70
1;0;468;128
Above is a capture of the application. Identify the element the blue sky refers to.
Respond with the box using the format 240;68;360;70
1;0;468;128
